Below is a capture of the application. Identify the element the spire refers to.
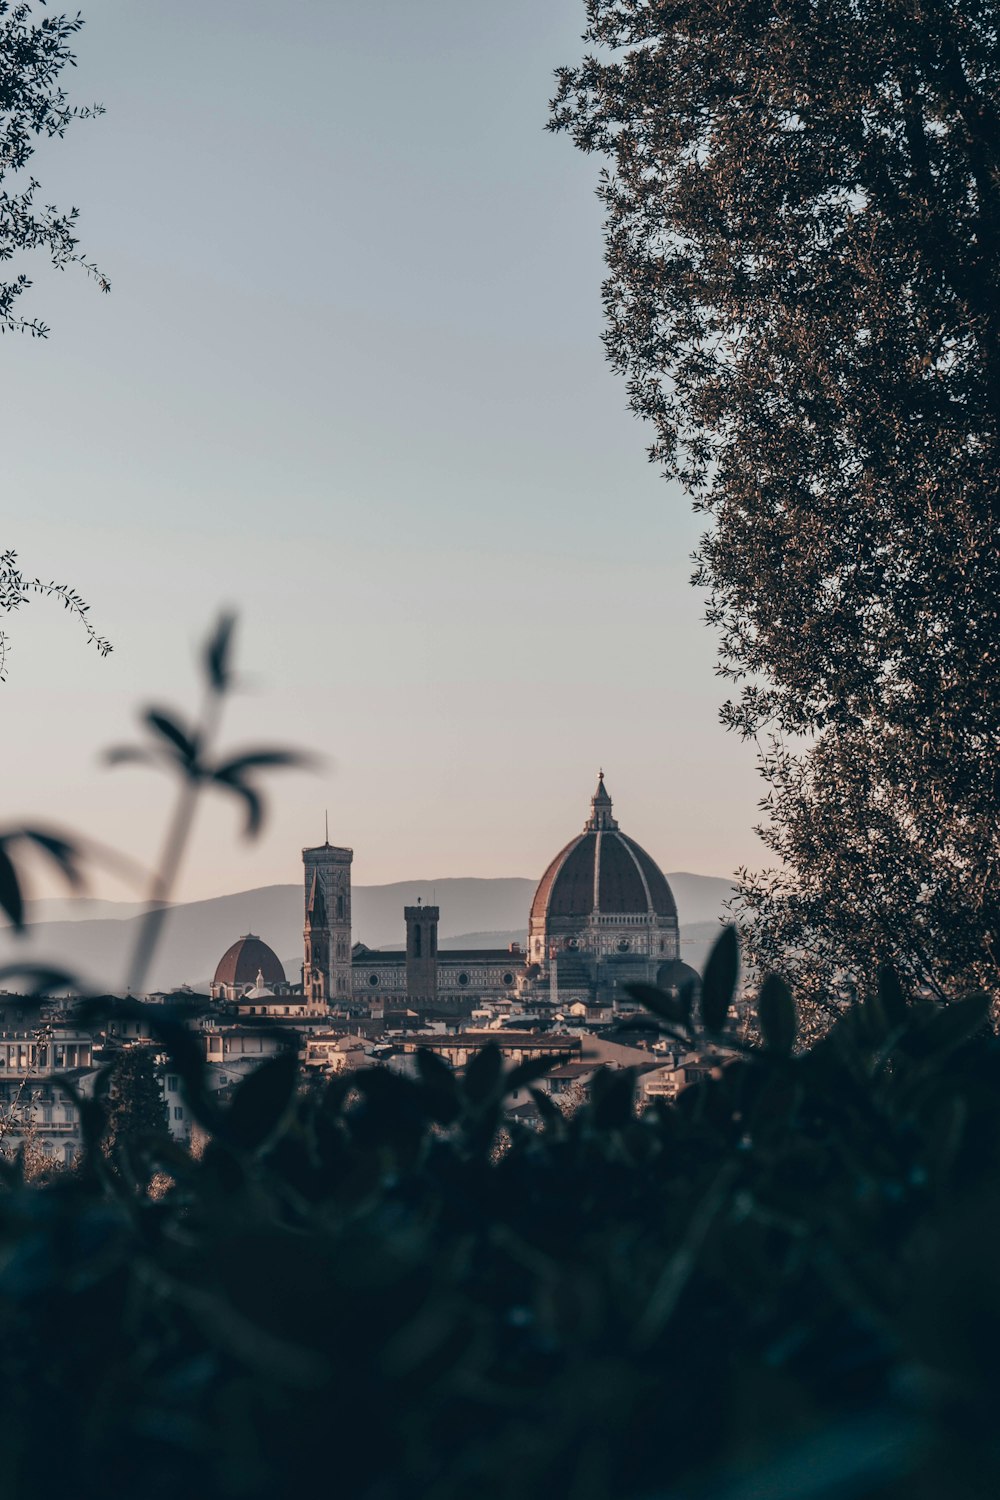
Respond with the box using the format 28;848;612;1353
324;809;329;845
585;770;618;831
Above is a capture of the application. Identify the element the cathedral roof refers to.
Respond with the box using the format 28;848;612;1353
213;934;286;989
530;777;677;925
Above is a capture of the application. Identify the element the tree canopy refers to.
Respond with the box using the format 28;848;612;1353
0;2;107;336
550;0;1000;1001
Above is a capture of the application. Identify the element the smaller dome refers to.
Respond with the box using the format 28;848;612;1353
656;959;700;995
214;935;286;990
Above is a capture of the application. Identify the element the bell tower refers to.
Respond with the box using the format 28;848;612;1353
302;824;353;1006
303;874;330;1010
404;901;438;1010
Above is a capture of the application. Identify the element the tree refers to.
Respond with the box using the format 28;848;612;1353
550;0;1000;1003
103;1045;169;1168
0;2;108;337
1;7;111;674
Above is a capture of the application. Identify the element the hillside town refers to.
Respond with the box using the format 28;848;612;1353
0;776;721;1162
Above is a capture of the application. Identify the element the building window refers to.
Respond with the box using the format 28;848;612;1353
414;924;422;959
502;972;514;986
167;1075;179;1092
457;973;469;987
337;895;344;919
368;973;379;987
173;1107;184;1121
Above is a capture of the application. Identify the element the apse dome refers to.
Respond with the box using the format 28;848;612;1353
528;775;679;966
213;934;286;991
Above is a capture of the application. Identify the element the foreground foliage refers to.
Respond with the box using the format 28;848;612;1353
0;959;997;1499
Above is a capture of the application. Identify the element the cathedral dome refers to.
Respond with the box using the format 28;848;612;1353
213;934;286;990
530;774;677;926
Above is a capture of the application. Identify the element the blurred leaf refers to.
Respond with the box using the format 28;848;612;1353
504;1053;572;1093
20;827;84;889
52;1074;110;1171
590;1066;635;1129
348;1067;428;1146
145;709;198;767
204;611;237;692
415;1047;460;1125
758;974;796;1055
529;1085;564;1128
104;746;156;768
877;964;909;1028
625;981;692;1027
211;773;264;838
221;1052;299;1152
0;844;23;930
214;750;315;779
0;963;78;993
701;925;739;1032
463;1044;503;1106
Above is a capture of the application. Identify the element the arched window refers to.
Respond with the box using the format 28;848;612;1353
414;924;422;958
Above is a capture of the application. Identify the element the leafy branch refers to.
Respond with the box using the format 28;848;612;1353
0;3;109;336
0;548;112;680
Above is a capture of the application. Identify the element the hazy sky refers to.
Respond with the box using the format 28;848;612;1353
1;0;764;905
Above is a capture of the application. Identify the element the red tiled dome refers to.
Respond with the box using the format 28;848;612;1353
530;775;677;924
530;829;677;923
213;934;286;989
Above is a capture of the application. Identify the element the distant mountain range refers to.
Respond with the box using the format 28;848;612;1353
2;873;736;994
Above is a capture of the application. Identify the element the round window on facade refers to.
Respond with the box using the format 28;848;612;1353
565;937;579;951
502;971;514;987
368;973;379;987
458;972;469;986
617;939;630;952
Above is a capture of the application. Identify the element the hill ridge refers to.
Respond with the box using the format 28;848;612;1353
6;873;735;992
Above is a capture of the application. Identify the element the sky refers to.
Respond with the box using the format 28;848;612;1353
0;0;765;905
